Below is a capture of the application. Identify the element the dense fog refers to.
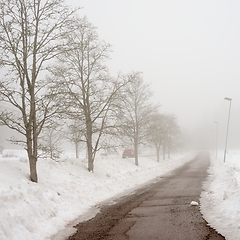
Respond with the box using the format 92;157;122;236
67;0;240;151
1;0;240;154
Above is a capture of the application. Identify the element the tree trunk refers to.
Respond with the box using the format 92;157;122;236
87;142;94;171
134;143;138;166
26;126;38;182
163;144;166;160
75;142;79;159
86;114;94;172
27;137;38;182
29;154;38;182
32;93;38;181
156;146;160;162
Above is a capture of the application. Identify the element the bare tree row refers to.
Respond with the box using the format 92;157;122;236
0;0;181;183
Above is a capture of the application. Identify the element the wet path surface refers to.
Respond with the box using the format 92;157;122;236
68;152;225;240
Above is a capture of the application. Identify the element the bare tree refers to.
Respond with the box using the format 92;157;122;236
146;113;180;161
163;114;181;159
0;0;78;182
146;113;165;162
117;72;158;166
66;120;85;159
50;17;129;172
39;125;63;160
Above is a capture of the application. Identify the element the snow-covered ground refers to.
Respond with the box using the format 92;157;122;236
0;149;239;240
200;150;240;239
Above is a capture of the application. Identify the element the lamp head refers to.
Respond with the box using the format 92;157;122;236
224;97;232;101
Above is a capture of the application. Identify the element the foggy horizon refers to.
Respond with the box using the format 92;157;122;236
1;0;240;151
67;0;240;150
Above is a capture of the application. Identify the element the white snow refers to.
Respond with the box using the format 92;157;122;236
190;201;199;206
0;149;239;240
200;150;240;239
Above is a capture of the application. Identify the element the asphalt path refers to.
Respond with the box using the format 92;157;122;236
68;152;225;240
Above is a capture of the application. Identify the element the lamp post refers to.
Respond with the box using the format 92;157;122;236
224;97;232;163
214;121;218;159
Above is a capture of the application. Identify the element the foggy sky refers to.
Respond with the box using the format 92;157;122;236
1;1;240;151
66;0;240;149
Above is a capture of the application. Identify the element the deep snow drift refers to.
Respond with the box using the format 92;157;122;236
200;150;240;239
0;149;239;240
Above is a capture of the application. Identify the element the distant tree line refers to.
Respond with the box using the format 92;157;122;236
0;0;181;182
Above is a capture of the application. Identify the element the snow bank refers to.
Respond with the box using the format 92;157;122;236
0;151;193;240
200;151;240;240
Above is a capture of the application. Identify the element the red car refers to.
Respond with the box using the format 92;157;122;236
122;149;135;158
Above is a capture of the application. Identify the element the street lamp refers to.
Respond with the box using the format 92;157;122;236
224;97;232;163
214;121;218;159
